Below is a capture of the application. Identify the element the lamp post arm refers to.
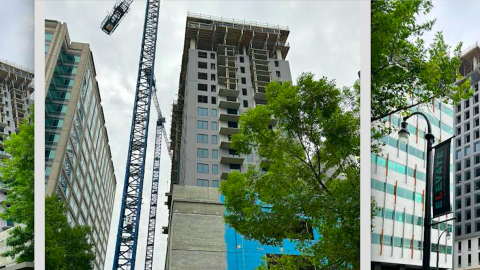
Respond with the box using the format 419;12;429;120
404;111;432;135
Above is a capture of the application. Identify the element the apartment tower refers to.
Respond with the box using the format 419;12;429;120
0;59;34;231
45;20;117;270
454;42;480;269
371;100;455;266
164;13;300;269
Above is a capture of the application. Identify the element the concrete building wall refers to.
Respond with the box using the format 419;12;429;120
166;185;227;270
45;20;116;270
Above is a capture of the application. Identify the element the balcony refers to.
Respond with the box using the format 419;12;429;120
0;183;9;192
218;76;238;90
2;220;13;230
218;64;237;78
221;155;244;165
221;168;241;180
219;109;240;122
219;88;239;97
219;121;239;135
0;116;7;128
219;96;240;110
0;149;9;159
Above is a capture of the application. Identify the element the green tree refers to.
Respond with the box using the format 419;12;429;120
371;0;472;123
220;73;360;269
0;110;34;263
45;196;95;270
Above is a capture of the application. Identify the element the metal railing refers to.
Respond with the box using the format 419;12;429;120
460;42;480;57
0;58;34;76
187;12;289;31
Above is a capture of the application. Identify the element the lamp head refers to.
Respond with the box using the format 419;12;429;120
398;120;410;143
446;231;451;240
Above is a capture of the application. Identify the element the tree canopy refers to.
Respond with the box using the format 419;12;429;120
371;0;472;122
45;196;95;270
220;73;360;269
0;109;34;263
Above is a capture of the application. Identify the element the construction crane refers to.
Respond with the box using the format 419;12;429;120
101;0;164;269
144;79;172;270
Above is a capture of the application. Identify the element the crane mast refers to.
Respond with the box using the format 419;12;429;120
109;0;161;269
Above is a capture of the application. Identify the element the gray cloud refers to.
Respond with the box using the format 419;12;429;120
45;1;360;269
0;0;34;70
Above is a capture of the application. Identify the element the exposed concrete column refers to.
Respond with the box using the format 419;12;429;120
276;49;283;60
243;45;247;55
474;55;479;69
190;38;196;49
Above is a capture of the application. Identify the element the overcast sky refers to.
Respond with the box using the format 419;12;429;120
420;1;480;55
0;0;34;70
45;1;360;269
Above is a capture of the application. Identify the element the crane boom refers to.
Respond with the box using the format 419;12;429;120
111;0;160;269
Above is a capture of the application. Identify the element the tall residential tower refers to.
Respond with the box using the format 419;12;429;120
454;42;480;269
165;13;299;269
45;20;117;270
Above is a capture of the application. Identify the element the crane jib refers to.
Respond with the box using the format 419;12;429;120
110;1;161;270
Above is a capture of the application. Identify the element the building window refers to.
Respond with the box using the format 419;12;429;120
211;121;218;131
467;223;472;234
243;100;248;108
198;95;208;103
467;197;472;207
466;183;471;193
457;186;462;196
466;111;471;120
466;146;471;156
466;134;471;143
211;85;216;92
457;199;462;209
276;71;281;77
476;155;480;165
197;134;208;144
457;226;462;237
247;154;253;162
274;60;279;67
211;96;216;104
197;163;209;174
212;165;218;175
240;67;245;73
198;62;207;69
212;180;219;188
212;149;218;159
198;51;207;58
211;109;218;117
457;115;462;123
198;83;208;91
197;179;209;187
211;74;216;81
211;63;216;70
475;142;480;152
242;88;247;96
210;52;215;59
457;174;461;183
198;72;208;80
466;171;471;181
197;107;208;117
212;135;218;145
197;120;208;130
241;77;246;84
239;56;244;63
197;148;209;158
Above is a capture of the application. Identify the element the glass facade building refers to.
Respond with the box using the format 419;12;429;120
45;20;116;270
371;101;454;269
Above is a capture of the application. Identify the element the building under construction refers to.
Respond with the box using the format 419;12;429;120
454;42;480;269
0;59;34;231
165;13;302;269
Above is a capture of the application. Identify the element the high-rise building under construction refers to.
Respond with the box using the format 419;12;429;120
0;59;34;231
165;13;297;269
45;20;117;270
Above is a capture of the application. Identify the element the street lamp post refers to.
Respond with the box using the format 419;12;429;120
436;229;451;270
398;112;435;270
